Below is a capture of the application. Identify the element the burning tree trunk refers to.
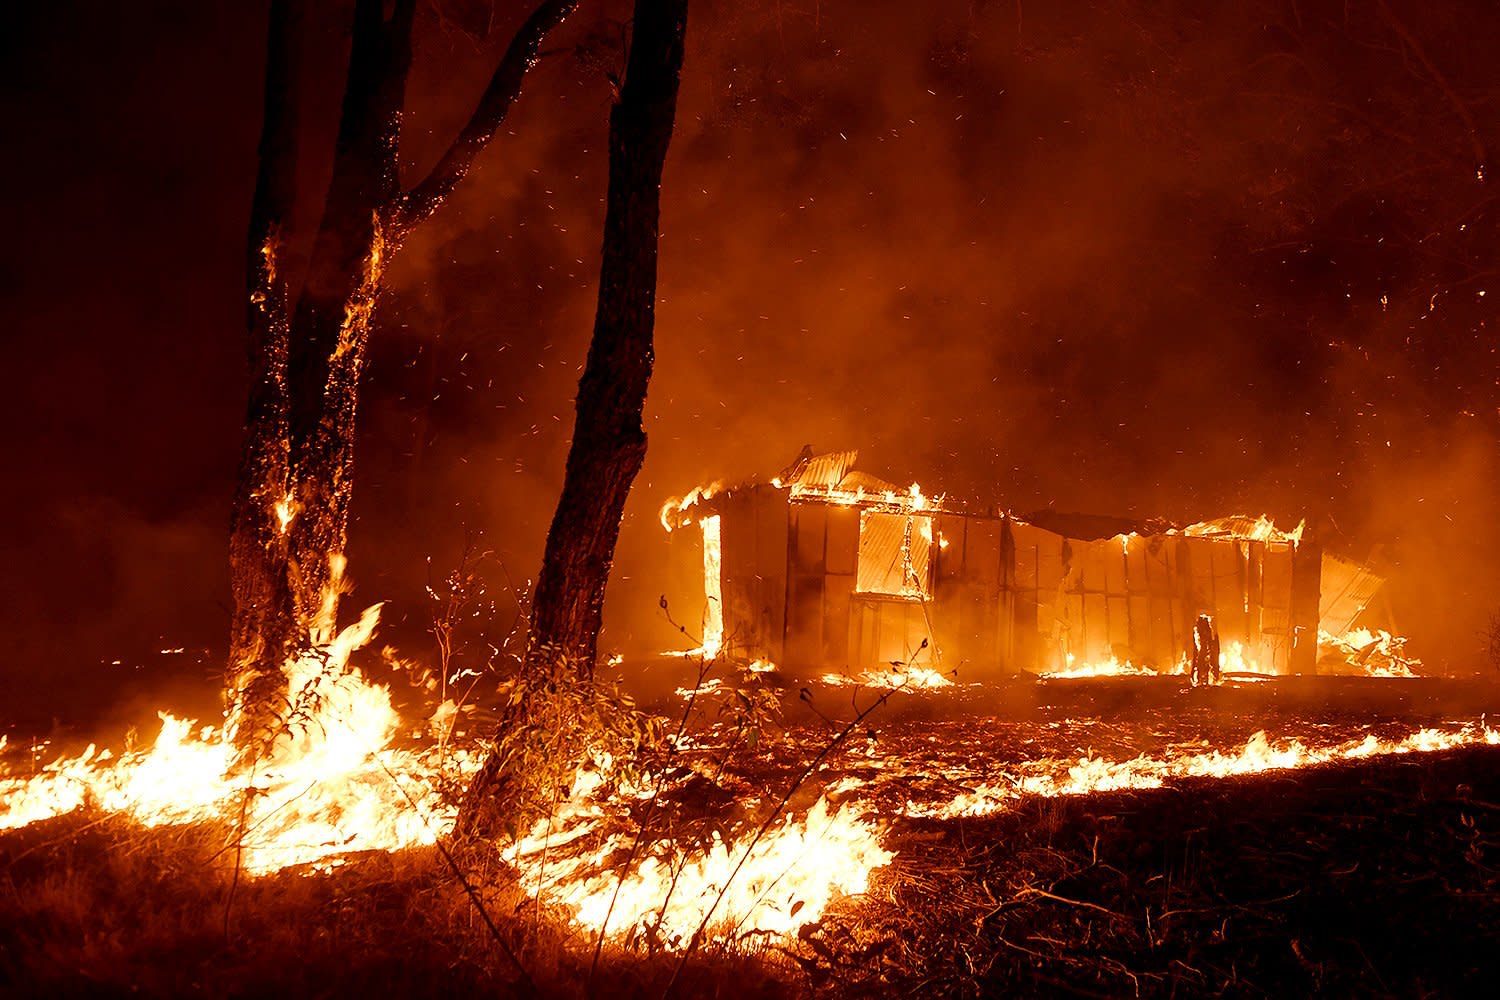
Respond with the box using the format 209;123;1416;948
526;0;689;681
456;0;688;837
228;0;579;756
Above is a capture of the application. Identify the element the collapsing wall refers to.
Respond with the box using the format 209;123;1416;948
662;453;1361;679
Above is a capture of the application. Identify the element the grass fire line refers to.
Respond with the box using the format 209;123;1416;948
4;602;1497;954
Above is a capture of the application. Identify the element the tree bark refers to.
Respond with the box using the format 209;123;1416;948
526;0;689;680
227;0;577;757
455;0;688;841
227;0;308;754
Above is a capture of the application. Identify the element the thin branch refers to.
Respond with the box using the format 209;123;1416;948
396;0;581;231
1375;0;1487;177
664;654;920;998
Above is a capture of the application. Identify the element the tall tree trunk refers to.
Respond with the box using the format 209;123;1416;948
227;0;307;754
527;0;689;679
457;0;688;838
228;0;411;758
227;0;578;758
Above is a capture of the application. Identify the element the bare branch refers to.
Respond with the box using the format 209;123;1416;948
1376;0;1487;179
395;0;580;232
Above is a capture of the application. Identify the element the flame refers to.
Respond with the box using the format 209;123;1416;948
785;476;942;513
1;605;468;874
699;515;723;659
1218;640;1258;674
1042;653;1172;679
667;515;724;660
909;722;1500;819
273;493;296;533
1179;514;1305;546
820;665;954;690
1318;626;1421;677
1045;643;1258;679
504;780;891;944
658;482;722;533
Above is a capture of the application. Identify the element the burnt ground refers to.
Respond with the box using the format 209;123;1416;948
3;674;1500;998
650;671;1500;997
808;744;1500;997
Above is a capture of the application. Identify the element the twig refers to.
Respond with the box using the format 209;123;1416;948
1012;886;1128;921
662;647;925;998
586;636;717;989
368;750;539;997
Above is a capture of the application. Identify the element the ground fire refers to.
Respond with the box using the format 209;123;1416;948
6;0;1500;996
3;449;1488;983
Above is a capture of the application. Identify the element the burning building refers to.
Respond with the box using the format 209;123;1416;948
661;450;1405;679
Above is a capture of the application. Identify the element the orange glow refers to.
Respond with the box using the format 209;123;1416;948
1042;653;1176;679
909;722;1500;819
1;605;471;874
819;665;953;689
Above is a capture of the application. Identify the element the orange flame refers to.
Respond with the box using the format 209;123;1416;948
908;723;1498;819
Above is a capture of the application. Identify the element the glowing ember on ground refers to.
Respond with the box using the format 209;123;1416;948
1042;654;1177;679
819;665;955;690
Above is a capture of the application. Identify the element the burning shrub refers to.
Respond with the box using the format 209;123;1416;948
456;647;667;842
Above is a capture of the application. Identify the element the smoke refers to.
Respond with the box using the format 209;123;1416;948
371;0;1499;666
3;0;1497;732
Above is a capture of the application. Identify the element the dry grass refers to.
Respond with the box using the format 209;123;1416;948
5;730;1500;997
807;744;1500;997
0;812;789;999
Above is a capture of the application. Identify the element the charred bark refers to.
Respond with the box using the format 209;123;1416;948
227;0;308;752
456;0;688;841
526;0;689;679
227;0;577;756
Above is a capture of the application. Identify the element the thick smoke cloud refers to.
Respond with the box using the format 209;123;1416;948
2;0;1497;734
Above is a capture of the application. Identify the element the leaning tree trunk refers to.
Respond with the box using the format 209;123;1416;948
457;0;688;838
526;0;689;680
226;0;578;758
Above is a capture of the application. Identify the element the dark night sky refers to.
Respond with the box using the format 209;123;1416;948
2;0;1497;736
